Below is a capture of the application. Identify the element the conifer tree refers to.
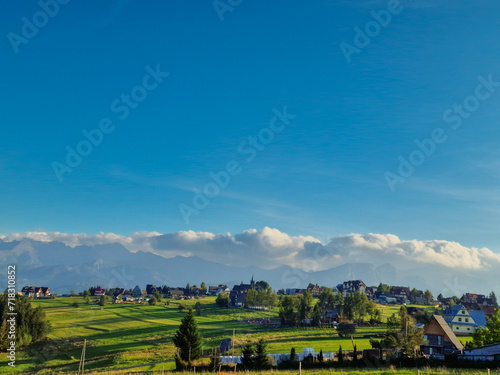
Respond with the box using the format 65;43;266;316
172;308;202;362
241;342;255;369
290;347;296;361
255;338;269;369
338;345;343;364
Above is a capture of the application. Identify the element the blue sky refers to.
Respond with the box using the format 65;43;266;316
2;0;500;253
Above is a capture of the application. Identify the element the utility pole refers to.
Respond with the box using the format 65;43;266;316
78;339;87;375
232;328;235;362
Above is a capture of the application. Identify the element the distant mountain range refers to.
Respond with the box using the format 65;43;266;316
0;239;496;296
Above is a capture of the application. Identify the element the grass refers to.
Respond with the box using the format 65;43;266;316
0;298;476;374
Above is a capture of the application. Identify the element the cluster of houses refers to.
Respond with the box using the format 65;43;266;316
282;280;425;304
21;286;51;298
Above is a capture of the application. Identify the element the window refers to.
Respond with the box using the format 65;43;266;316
467;328;470;331
462;310;466;314
437;336;442;345
458;318;462;322
424;335;428;341
465;318;469;322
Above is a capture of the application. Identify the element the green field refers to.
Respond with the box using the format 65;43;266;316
2;297;473;374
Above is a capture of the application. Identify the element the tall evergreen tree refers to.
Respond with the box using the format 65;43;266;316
290;347;296;361
338;345;343;364
490;291;498;308
255;338;269;369
241;342;255;369
172;308;202;362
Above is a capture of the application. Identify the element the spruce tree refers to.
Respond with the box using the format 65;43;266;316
338;345;343;364
290;347;296;361
172;308;202;362
255;338;269;369
241;342;255;369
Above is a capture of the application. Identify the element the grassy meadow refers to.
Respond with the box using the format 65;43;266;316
2;297;473;374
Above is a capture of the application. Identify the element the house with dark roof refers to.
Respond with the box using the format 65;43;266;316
421;315;464;357
230;277;258;307
459;342;500;361
132;285;142;298
167;288;185;298
443;305;487;336
389;286;411;303
306;284;323;297
339;280;369;297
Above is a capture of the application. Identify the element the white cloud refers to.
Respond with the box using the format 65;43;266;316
1;229;499;272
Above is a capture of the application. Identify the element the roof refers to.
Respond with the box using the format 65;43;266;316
444;305;487;327
431;315;464;351
469;310;487;327
464;342;500;355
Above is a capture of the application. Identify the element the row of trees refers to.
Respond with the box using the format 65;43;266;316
245;286;278;309
279;290;380;326
241;339;270;370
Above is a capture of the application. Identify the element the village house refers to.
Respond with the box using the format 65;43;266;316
338;280;370;298
132;285;142;298
230;277;259;307
420;315;464;357
306;284;323;297
93;286;106;296
459;343;500;361
460;293;494;306
167;287;185;299
208;285;229;296
389;286;411;303
443;304;487;336
21;286;51;298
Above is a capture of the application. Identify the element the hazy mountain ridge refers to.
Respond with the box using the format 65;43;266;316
0;239;496;295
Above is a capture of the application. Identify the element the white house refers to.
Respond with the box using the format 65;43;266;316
443;305;487;336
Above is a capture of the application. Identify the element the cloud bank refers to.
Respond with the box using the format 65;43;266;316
1;228;499;272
